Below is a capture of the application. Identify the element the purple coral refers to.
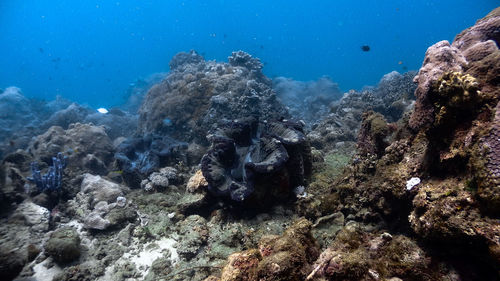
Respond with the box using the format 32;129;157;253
28;152;67;191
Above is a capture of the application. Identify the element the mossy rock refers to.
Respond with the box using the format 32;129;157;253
44;227;81;263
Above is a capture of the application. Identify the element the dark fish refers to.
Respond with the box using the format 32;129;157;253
38;47;44;53
9;140;15;146
223;33;227;38
260;45;264;49
361;45;370;52
51;57;61;62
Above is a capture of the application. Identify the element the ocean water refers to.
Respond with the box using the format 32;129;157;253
0;0;497;108
1;2;500;280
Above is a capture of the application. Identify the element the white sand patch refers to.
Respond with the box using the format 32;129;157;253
99;237;178;281
32;258;62;281
125;237;178;270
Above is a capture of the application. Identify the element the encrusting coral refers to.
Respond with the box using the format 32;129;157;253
206;218;320;281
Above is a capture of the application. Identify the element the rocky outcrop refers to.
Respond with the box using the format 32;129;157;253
209;218;319;281
44;227;81;264
308;71;416;153
113;135;187;188
28;123;114;176
68;174;135;231
311;8;500;276
138;50;288;144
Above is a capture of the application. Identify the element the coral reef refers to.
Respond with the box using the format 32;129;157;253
28;123;114;184
309;223;438;280
140;167;178;192
1;8;499;281
0;87;53;158
211;218;319;281
356;111;391;158
114;135;187;188
0;90;137;159
273;76;342;126
308;8;500;278
138;50;288;144
308;71;416;153
122;72;167;113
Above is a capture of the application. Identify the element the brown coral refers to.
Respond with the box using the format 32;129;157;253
216;218;319;281
138;51;288;144
309;224;435;280
474;101;500;213
220;249;262;281
318;8;500;276
356;111;390;158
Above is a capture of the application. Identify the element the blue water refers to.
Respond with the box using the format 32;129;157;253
0;1;497;108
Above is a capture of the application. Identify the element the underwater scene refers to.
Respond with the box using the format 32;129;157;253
1;1;500;280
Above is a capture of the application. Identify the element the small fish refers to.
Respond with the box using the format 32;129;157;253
361;45;371;52
163;118;173;127
398;61;403;65
51;57;61;62
260;45;264;49
38;47;44;53
9;140;15;146
97;108;109;114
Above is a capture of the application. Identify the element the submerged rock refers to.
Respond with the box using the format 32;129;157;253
214;218;319;281
138;50;288;144
81;173;125;205
114;134;187;188
314;8;500;277
309;223;434;280
12;201;50;232
28;123;114;176
308;71;416;153
0;244;26;281
44;227;81;264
